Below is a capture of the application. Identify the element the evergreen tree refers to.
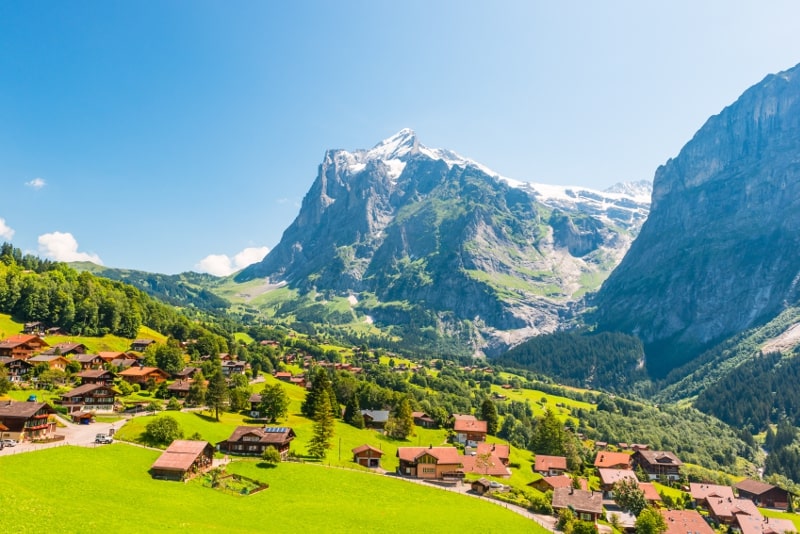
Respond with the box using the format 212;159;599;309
481;397;499;436
307;393;335;459
185;371;207;407
386;397;414;440
532;408;565;455
206;369;228;421
302;368;336;418
343;394;365;428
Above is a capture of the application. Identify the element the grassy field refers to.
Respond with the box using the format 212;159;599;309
0;445;542;533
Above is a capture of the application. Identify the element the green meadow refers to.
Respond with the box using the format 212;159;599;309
0;445;542;533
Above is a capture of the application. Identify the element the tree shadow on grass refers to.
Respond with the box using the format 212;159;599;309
192;412;220;423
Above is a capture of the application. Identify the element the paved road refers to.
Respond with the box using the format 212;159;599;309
0;415;121;456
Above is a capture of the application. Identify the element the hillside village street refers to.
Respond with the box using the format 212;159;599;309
0;416;120;456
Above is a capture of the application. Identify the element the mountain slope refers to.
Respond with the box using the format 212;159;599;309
237;129;649;354
591;62;800;377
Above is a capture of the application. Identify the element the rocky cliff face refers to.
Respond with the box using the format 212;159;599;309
238;129;649;353
592;63;800;376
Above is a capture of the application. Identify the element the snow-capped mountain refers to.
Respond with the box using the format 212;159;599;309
237;130;650;355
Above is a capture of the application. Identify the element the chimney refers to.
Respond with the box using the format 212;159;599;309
429;444;432;449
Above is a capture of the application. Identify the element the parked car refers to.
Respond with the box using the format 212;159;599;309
95;434;113;444
1;439;17;447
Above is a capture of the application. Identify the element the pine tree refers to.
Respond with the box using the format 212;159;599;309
205;369;228;421
481;397;499;436
386;397;414;440
307;393;335;459
344;394;365;428
532;407;565;456
302;368;335;418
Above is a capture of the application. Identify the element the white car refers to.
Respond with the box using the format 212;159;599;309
1;439;17;447
95;434;113;444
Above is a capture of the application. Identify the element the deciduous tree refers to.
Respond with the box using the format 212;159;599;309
258;383;289;423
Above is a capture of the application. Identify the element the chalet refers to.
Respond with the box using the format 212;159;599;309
130;339;156;352
461;451;511;477
218;353;234;361
476;442;510;466
274;371;292;382
98;351;126;363
150;440;214;481
70;353;105;370
706;496;761;525
735;479;791;510
529;475;588;493
594;451;632;470
28;354;69;371
249;393;262;417
361;410;390;429
534;454;568;477
0;357;33;382
661;510;716;534
23;321;44;335
110;357;143;370
632;450;682;481
76;369;116;386
397;446;464;479
551;487;604;522
352;444;384;468
42;342;87;356
471;478;493;495
453;414;487;446
737;514;796;534
118;366;169;385
60;383;119;413
218;426;296;459
640;482;663;505
690;483;735;508
289;376;307;387
45;327;65;336
412;411;437;429
173;367;201;380
0;335;49;359
597;468;639;496
167;380;194;399
0;400;57;442
221;360;246;376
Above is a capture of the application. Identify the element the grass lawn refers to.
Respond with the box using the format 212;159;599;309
0;445;542;533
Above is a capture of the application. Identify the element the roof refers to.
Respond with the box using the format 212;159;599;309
735;479;780;496
598;468;638;486
0;334;47;346
167;380;194;392
472;477;492;489
77;369;114;379
551;488;603;515
222;426;296;445
690;483;735;501
412;411;434;420
453;414;488;434
249;393;262;404
594;451;632;468
42;342;85;354
151;440;212;472
352;444;384;456
461;453;511;477
360;410;389;423
760;517;796;534
476;442;509;459
707;496;761;520
397;446;462;465
98;351;126;361
635;449;682;466
639;482;662;502
661;510;716;534
119;366;168;377
132;339;155;345
533;475;589;491
28;355;68;363
72;353;104;363
62;383;119;397
0;400;53;419
534;455;567;472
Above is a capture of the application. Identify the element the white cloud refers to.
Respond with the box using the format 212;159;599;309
37;232;103;264
25;178;46;189
0;218;14;240
195;246;269;276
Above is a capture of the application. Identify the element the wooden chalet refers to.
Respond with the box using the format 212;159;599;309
61;383;119;413
412;411;437;429
551;487;604;522
0;400;57;442
632;449;682;481
476;442;510;466
594;450;632;469
173;367;201;380
735;479;791;510
0;357;33;383
150;440;214;481
130;339;156;352
42;342;87;356
453;414;487;446
534;454;568;477
352;444;384;468
597;468;639;496
70;353;106;370
529;474;588;493
167;379;205;399
221;360;246;376
218;426;296;458
23;321;44;335
397;446;464;479
360;409;389;429
471;478;492;495
118;366;169;385
97;351;127;363
690;483;735;507
0;335;49;359
76;369;116;386
27;354;69;370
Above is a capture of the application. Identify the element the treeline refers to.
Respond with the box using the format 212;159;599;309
693;351;800;432
494;331;648;391
0;243;224;342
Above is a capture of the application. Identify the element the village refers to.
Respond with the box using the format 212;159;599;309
1;324;798;534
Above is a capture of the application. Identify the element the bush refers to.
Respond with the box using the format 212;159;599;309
144;415;184;446
261;446;281;467
166;397;182;411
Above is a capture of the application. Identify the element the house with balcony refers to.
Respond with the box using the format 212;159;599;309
0;400;57;442
60;383;119;414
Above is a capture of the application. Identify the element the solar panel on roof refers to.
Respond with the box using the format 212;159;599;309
263;427;287;433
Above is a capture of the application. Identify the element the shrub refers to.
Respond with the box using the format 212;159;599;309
261;446;281;466
144;415;184;446
166;397;182;411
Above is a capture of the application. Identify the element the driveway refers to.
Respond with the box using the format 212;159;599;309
0;416;123;456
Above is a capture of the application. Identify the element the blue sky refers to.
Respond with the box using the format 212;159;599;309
2;1;799;275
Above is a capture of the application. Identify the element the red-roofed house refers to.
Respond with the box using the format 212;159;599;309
0;334;49;359
639;482;663;504
150;440;214;481
598;468;639;496
661;510;715;534
690;483;735;507
529;475;589;493
461;452;511;478
397;446;464;479
707;496;761;525
476;442;510;466
534;455;568;476
594;451;632;469
453;414;487;446
118;366;169;385
352;444;384;468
